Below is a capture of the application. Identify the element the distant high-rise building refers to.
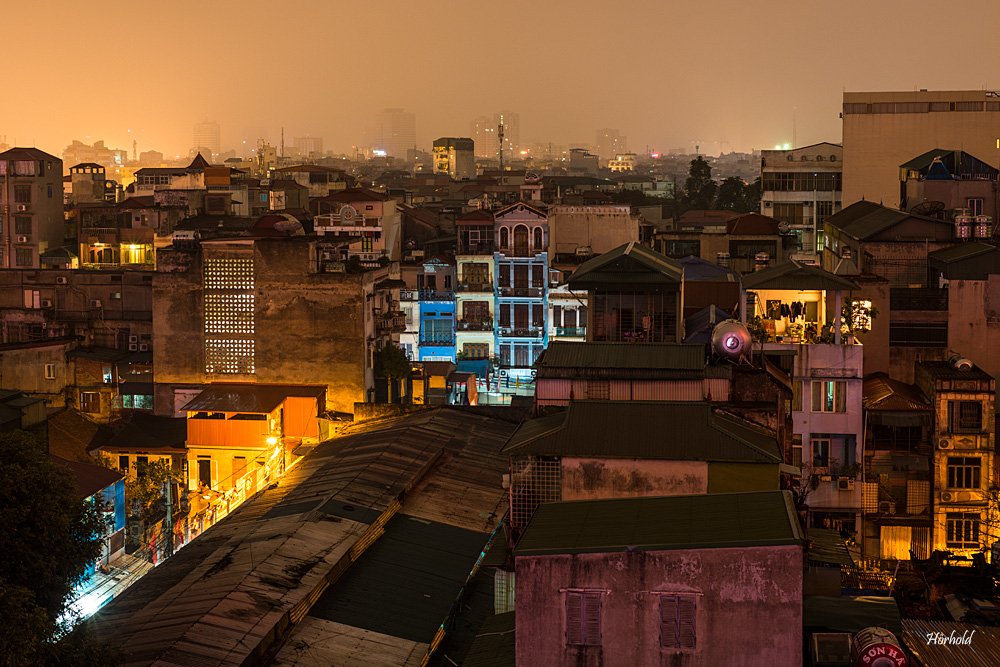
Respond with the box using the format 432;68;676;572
293;136;324;158
374;108;416;159
470;116;498;158
432;137;475;180
494;110;520;159
596;128;627;162
193;120;221;160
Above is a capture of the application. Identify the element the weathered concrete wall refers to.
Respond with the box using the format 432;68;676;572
515;545;803;667
561;458;708;500
0;340;74;405
152;238;366;415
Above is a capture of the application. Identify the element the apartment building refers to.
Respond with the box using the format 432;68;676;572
0;147;64;269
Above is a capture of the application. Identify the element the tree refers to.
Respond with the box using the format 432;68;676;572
681;157;717;212
744;176;762;213
841;299;879;336
0;430;122;665
373;344;412;380
714;176;748;212
127;460;179;524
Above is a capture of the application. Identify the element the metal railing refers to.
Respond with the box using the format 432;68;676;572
419;333;455;346
497;326;544;338
457;321;494;332
498;286;543;298
419;289;455;301
555;326;586;337
890;287;948;311
456;282;493;293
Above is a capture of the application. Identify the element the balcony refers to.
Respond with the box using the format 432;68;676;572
457;320;494;332
456;281;493;294
498;286;543;298
376;311;407;333
500;247;541;258
498;326;544;339
419;289;454;301
420;333;455;346
458;241;495;256
555;326;586;337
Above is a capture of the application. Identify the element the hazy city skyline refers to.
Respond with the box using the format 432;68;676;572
5;1;1000;158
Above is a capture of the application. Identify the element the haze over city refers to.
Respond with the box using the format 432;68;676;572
7;0;1000;157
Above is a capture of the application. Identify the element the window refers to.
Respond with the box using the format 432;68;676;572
14;216;31;235
812;437;830;467
531;264;544;288
23;289;40;308
792;380;803;412
817;201;834;221
967;198;984;216
80;391;100;413
811;381;846;412
791;434;803;468
587;380;610;400
232;456;247;483
14;184;31;203
947;457;981;489
499;227;509;248
533;227;543;250
771;203;805;226
948;400;982;433
15;248;32;267
118;455;129;472
889;321;947;347
566;591;602;646
463;343;489;359
660;595;696;649
44;363;55;380
946;513;980;549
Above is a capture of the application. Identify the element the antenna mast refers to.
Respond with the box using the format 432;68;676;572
498;118;505;178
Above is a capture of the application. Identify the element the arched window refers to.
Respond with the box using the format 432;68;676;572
499;227;509;248
533;227;543;250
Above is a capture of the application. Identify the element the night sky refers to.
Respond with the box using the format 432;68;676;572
7;0;1000;156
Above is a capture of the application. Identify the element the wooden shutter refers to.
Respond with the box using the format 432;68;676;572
811;381;821;411
792;380;802;412
835;382;846;412
678;596;696;649
579;306;588;329
566;592;584;645
553;305;562;327
583;592;602;645
660;595;679;647
532;303;544;327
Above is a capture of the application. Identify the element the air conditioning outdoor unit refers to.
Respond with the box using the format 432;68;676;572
940;491;955;503
956;491;975;503
56;276;67;284
129;335;138;344
40;299;52;308
17;236;28;243
878;501;895;514
129;343;138;351
938;439;952;449
16;204;27;212
139;344;148;351
90;299;102;308
837;478;854;491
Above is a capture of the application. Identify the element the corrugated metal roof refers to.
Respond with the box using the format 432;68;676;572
462;612;515;667
803;595;901;634
742;260;860;291
179;383;326;414
103;413;187;451
514;490;802;556
536;341;706;371
918;360;993;380
50;454;123;499
805;528;854;566
502;401;781;463
902;619;1000;667
929;241;1000;264
900;148;954;171
825;200;913;241
863;374;931;411
568;242;683;289
89;408;515;667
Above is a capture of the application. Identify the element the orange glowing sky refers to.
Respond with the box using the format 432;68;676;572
5;0;1000;158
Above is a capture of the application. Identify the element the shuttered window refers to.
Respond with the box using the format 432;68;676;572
566;591;602;646
660;595;696;649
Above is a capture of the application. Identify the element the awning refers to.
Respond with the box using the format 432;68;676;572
867;411;931;427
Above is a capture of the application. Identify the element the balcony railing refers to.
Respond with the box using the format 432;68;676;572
457;241;495;255
376;311;407;333
555;326;586;337
456;281;493;293
500;247;542;258
420;333;455;346
419;289;455;301
498;286;544;298
498;326;544;339
457;320;494;332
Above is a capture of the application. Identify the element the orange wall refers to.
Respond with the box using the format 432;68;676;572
187;414;270;449
283;396;319;438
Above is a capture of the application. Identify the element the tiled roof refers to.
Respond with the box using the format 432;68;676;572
50;454;123;499
514;490;802;556
0;146;60;161
862;374;930;411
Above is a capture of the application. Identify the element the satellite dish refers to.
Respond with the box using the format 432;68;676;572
525;172;539;183
910;201;946;217
777;221;790;234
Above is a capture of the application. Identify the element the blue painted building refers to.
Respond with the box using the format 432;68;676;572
417;257;457;362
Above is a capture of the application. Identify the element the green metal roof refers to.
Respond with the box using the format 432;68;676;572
536;341;705;371
462;612;515;667
568;242;683;290
742;259;860;292
502;401;781;463
927;241;998;264
805;528;855;566
514;490;802;556
825;200;949;241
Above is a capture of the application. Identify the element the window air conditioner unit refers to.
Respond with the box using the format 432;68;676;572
956;491;974;503
17;236;28;243
940;491;954;503
56;276;67;284
837;478;854;491
90;299;102;307
878;501;895;514
40;299;52;308
111;292;122;299
16;204;27;212
139;344;148;351
129;343;138;351
129;335;138;344
938;439;952;449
